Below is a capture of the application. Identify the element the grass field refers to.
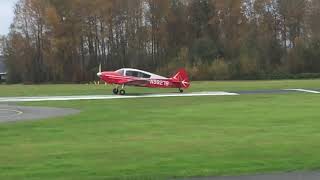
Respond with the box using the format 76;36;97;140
0;80;320;180
0;79;320;97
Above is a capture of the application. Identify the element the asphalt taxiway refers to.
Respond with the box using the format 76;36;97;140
0;104;79;123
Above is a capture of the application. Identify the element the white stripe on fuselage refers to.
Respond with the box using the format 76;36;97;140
101;74;169;82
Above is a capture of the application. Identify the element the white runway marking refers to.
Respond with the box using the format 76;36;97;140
0;109;23;118
285;89;320;94
0;92;239;102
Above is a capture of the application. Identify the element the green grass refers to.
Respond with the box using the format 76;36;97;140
1;93;320;179
0;79;319;97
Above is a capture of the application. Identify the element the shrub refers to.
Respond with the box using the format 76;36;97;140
208;58;231;80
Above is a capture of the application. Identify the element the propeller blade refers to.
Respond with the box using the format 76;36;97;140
97;63;102;77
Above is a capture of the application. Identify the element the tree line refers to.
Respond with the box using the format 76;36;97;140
1;0;320;83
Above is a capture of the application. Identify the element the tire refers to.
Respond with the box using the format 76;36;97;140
119;89;126;95
179;89;184;93
113;88;119;95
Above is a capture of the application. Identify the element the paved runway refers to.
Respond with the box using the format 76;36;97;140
0;91;239;122
0;91;239;103
0;89;319;122
0;89;319;103
178;171;320;180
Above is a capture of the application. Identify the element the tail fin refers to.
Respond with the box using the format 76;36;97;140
171;69;190;88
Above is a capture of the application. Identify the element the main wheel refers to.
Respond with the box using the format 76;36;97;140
179;89;184;93
113;88;119;95
119;89;126;95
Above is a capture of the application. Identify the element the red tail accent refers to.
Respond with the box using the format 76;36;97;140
171;69;190;88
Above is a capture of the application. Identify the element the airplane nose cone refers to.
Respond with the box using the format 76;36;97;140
97;72;102;77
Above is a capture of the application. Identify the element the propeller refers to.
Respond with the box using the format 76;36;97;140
97;63;102;77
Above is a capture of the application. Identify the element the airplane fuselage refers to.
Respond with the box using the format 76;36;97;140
97;68;190;95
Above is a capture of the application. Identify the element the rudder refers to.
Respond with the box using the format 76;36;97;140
171;69;190;88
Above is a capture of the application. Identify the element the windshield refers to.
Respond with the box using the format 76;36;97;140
115;69;124;76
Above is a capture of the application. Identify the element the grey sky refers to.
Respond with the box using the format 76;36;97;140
0;0;18;35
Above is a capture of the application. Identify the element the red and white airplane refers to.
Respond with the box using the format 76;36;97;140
97;66;190;95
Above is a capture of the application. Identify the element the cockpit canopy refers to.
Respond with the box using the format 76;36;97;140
126;70;151;78
115;68;166;79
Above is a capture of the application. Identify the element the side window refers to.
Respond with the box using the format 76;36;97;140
126;71;139;77
138;72;151;78
125;70;151;78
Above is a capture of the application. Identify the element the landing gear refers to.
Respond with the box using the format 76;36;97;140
119;89;126;95
179;88;184;93
112;88;125;95
113;88;119;95
113;84;126;95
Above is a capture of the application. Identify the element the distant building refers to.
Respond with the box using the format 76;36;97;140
0;56;7;82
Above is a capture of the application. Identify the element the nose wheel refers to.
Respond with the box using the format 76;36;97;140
119;89;126;95
113;88;119;95
179;88;184;93
113;85;126;95
112;88;126;95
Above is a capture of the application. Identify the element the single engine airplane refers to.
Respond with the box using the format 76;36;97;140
97;66;190;95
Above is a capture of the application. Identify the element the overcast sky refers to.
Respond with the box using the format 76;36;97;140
0;0;18;35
